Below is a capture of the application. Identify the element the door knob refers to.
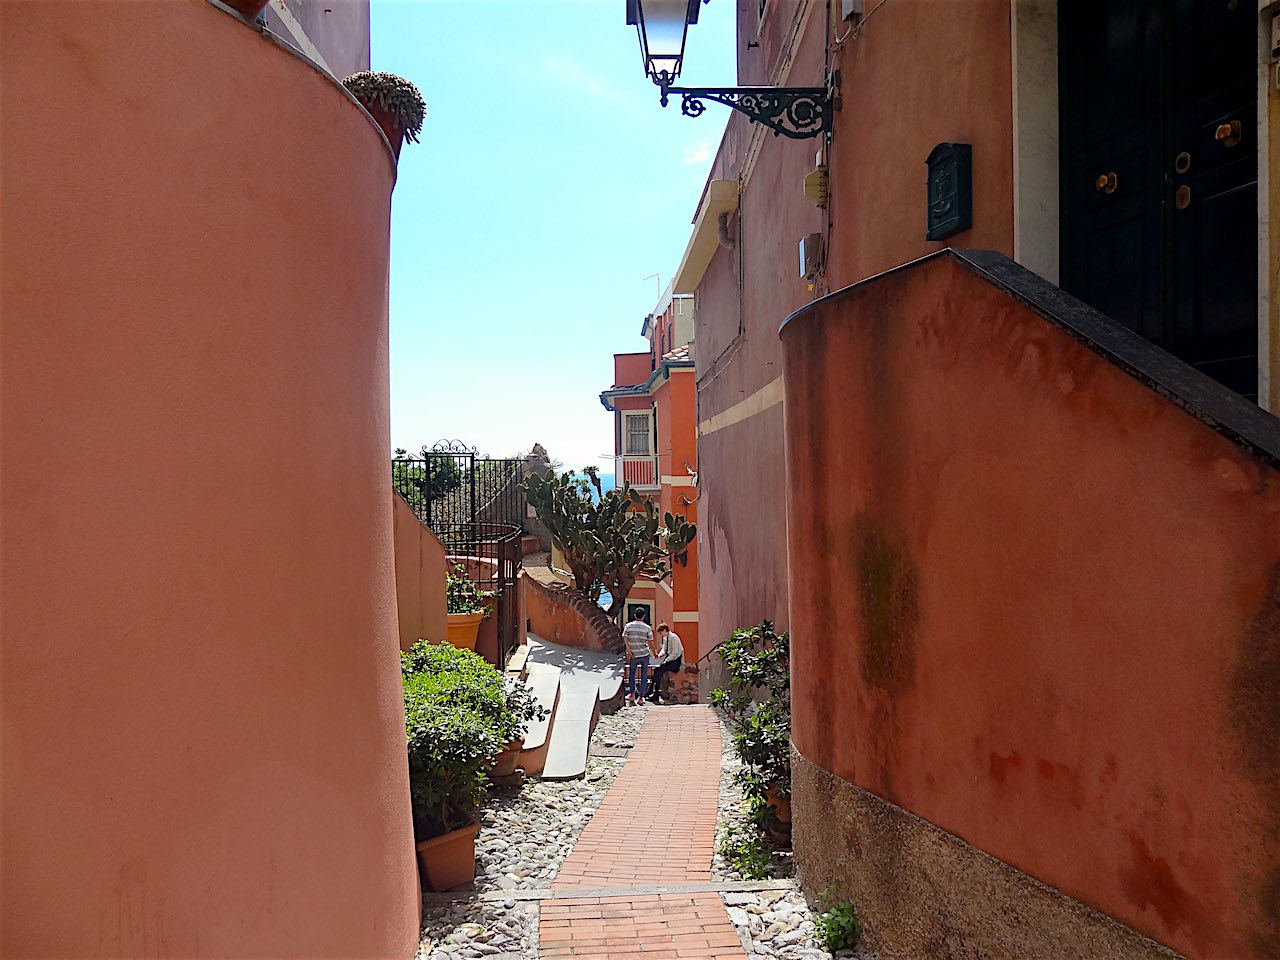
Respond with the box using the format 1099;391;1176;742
1095;171;1118;194
1215;119;1242;148
1175;185;1192;210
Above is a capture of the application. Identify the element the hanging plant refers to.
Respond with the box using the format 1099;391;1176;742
342;71;425;160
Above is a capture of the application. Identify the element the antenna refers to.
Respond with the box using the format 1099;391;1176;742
641;273;661;300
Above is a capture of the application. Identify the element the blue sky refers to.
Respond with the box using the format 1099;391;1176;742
373;0;735;471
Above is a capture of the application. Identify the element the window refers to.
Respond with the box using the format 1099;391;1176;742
625;413;651;456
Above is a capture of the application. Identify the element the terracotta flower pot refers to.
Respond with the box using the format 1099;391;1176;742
222;0;270;19
764;783;792;824
446;611;484;650
359;102;407;160
491;738;525;778
415;821;480;892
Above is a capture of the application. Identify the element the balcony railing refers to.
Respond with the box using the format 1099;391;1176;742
616;454;659;489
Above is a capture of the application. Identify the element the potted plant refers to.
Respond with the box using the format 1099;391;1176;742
401;641;535;891
490;677;548;778
221;0;270;20
341;71;425;161
444;564;495;651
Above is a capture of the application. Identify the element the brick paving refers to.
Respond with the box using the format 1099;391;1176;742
538;706;746;959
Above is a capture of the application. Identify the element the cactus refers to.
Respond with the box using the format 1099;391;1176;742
522;467;696;620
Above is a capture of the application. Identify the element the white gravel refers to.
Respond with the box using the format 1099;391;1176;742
712;712;877;960
418;705;646;959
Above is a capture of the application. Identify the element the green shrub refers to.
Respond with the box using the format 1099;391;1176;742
711;620;791;795
815;888;862;952
445;564;495;618
401;641;546;837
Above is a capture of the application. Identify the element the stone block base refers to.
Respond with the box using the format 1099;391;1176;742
660;664;700;704
791;749;1184;960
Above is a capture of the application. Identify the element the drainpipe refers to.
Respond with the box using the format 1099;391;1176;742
717;212;735;250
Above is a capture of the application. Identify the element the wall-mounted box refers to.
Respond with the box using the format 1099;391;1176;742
799;232;824;279
925;142;973;241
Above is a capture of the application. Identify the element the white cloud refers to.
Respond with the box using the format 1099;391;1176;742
683;140;711;165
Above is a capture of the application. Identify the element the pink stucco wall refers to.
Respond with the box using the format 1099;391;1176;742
393;493;449;651
781;253;1280;958
1;2;416;956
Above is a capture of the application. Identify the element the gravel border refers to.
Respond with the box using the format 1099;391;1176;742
417;706;646;958
712;712;877;960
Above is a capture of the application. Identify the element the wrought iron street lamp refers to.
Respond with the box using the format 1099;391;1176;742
626;0;832;140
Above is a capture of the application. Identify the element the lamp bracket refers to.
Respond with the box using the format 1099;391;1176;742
656;75;831;139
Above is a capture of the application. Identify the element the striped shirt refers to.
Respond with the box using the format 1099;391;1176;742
622;620;653;658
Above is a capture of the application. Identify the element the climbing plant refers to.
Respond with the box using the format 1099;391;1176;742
522;467;695;619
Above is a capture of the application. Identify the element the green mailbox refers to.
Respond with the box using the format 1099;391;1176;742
925;142;972;241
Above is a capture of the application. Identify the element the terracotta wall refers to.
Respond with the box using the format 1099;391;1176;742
392;492;448;651
695;0;1014;691
614;351;652;387
655;370;700;660
1;2;416;957
780;252;1280;959
524;576;625;654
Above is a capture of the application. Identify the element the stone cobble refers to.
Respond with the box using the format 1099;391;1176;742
418;707;645;958
712;713;877;960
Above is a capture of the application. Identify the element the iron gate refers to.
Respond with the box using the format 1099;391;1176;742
431;522;523;667
391;441;527;667
392;440;527;531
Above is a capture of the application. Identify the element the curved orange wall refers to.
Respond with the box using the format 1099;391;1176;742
781;254;1280;958
1;2;416;956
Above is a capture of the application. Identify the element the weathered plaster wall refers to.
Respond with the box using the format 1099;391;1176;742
1;2;415;956
824;0;1015;283
792;751;1184;960
780;253;1280;958
393;492;448;651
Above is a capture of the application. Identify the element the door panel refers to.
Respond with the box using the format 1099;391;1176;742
1172;0;1257;398
1061;0;1165;343
1061;0;1258;398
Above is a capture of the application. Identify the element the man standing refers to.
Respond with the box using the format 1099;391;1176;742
648;623;684;704
622;611;653;706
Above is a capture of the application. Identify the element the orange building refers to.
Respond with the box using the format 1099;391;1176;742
599;284;700;662
2;2;418;957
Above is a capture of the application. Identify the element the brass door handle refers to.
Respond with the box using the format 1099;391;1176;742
1095;171;1118;194
1215;119;1242;148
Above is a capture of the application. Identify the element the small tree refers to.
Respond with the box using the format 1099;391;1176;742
522;467;696;619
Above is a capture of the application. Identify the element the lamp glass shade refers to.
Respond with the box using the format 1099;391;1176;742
629;0;697;81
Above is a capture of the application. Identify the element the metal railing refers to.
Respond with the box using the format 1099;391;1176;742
615;454;659;488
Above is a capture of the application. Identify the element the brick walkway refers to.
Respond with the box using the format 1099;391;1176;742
539;706;747;959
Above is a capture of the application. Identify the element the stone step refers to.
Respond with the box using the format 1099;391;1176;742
505;642;530;681
528;634;622;781
517;662;562;778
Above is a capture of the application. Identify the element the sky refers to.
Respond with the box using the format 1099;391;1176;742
372;0;736;472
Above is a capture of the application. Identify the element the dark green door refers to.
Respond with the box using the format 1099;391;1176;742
1061;0;1257;399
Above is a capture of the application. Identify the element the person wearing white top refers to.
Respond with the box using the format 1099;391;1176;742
647;623;685;703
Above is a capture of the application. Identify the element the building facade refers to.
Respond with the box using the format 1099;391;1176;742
677;0;1279;957
264;0;370;81
601;284;701;661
